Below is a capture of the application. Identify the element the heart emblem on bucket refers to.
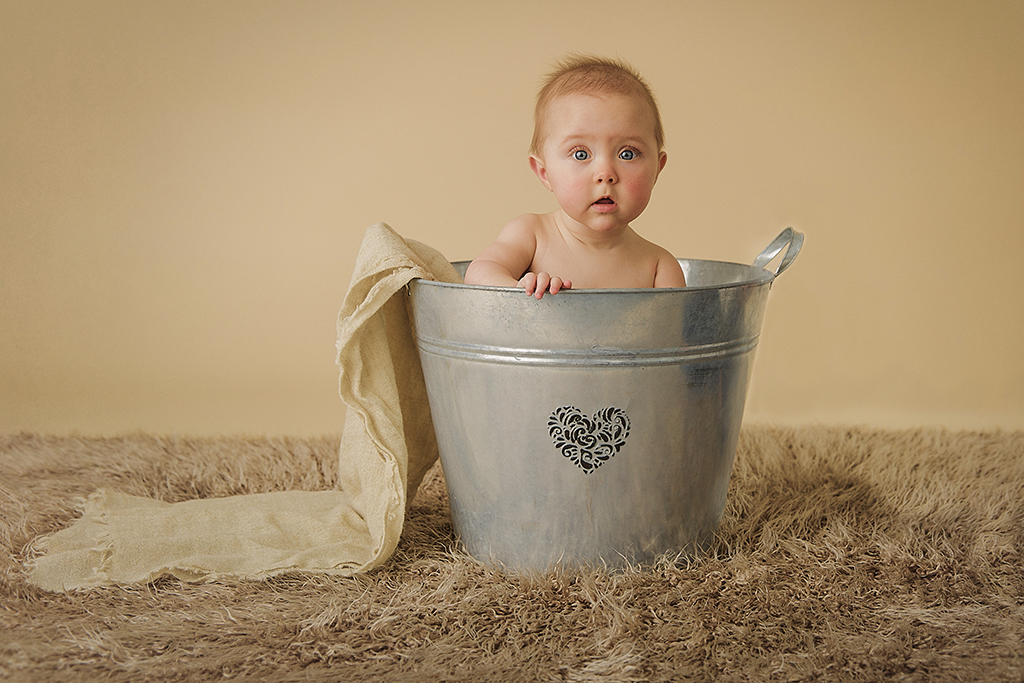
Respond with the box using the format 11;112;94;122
547;406;631;474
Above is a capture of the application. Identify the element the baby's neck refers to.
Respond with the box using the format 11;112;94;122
550;210;634;251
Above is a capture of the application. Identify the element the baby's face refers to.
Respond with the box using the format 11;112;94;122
531;92;666;237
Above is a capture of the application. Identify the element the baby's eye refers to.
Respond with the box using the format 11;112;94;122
572;149;590;161
619;148;638;160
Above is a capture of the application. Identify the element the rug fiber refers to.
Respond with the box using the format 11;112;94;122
2;425;1022;681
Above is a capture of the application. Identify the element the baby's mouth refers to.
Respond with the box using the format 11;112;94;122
594;197;615;205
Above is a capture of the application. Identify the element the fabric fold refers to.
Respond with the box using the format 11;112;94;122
27;223;462;591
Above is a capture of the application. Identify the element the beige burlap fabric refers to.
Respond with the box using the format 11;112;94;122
27;223;461;591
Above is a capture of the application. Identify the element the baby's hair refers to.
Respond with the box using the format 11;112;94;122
530;55;665;155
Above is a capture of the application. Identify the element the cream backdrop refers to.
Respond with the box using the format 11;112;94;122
2;1;1022;435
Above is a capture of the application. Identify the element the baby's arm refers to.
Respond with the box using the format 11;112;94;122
654;251;687;288
465;215;572;298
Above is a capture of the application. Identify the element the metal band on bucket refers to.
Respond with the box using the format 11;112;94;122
414;335;760;367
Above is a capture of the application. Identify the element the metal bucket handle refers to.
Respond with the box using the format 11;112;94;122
752;227;804;277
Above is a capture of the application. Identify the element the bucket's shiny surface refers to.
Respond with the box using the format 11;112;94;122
409;231;801;569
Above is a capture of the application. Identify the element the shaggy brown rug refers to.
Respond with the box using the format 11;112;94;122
2;425;1022;682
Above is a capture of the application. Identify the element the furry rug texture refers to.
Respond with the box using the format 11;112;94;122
1;425;1022;682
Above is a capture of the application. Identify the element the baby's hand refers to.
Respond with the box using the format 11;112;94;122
520;272;572;299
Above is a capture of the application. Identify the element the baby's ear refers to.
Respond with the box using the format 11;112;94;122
658;150;668;173
529;155;553;191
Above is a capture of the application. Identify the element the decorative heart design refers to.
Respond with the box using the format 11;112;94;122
547;406;631;474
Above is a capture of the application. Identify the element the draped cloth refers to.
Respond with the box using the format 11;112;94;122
27;223;461;591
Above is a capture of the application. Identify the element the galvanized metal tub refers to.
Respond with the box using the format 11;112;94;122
408;228;803;569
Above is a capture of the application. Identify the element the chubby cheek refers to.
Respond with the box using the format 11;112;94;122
553;174;594;209
620;173;656;209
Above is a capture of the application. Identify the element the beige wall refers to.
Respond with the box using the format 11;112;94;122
2;0;1022;435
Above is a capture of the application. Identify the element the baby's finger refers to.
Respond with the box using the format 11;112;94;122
533;272;551;299
519;273;538;296
549;277;565;294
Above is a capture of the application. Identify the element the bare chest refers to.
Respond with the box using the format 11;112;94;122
531;246;659;289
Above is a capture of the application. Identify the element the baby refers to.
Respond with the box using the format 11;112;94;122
464;55;685;298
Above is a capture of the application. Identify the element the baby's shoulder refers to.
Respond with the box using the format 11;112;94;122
630;231;674;258
503;212;549;232
633;235;685;287
498;212;553;242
